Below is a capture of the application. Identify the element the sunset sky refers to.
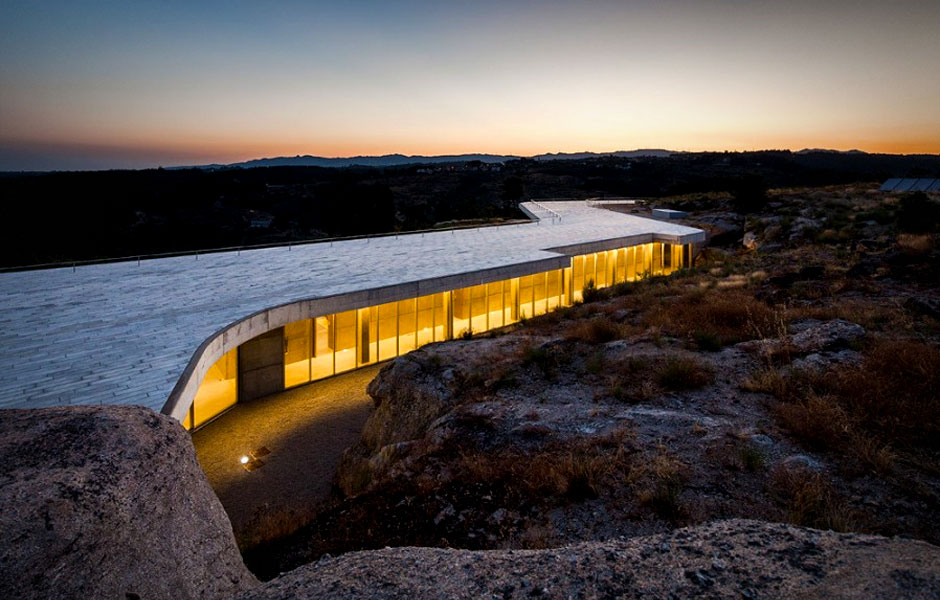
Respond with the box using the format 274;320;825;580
1;0;938;170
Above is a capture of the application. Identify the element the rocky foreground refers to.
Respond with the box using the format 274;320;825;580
0;405;937;599
242;520;939;600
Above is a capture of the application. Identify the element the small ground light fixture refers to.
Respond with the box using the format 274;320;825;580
240;455;250;465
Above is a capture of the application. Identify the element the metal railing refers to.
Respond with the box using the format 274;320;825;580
526;201;562;224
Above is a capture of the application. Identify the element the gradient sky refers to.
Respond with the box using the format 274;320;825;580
1;0;938;170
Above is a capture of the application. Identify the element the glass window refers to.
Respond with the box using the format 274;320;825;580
547;269;561;310
507;278;519;324
487;281;504;329
652;243;663;276
398;298;417;354
470;284;487;333
334;310;357;373
193;347;237;427
584;253;595;289
435;292;448;341
595;251;607;288
452;287;471;337
312;315;334;379
358;307;377;366
636;244;649;278
284;319;312;388
626;246;636;281
533;272;547;316
519;275;533;319
417;294;435;348
378;301;398;360
571;256;584;302
616;249;626;283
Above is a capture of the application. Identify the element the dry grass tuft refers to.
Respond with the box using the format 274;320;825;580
773;392;851;450
656;355;714;391
762;339;939;473
630;446;687;519
769;467;858;532
644;288;777;348
564;316;623;344
454;427;634;502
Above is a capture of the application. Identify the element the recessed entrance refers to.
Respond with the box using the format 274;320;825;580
238;328;285;402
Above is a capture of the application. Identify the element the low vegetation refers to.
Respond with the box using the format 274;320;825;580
757;339;940;474
238;185;940;579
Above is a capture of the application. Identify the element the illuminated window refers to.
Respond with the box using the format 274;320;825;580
435;292;448;341
533;272;547;316
507;278;519;323
636;244;650;278
416;294;435;348
469;284;487;333
452;287;471;337
398;298;417;354
547;269;561;311
312;315;335;379
334;310;357;373
584;253;595;289
358;307;377;366
378;301;398;361
595;251;607;288
487;281;504;329
519;275;533;319
571;256;584;302
193;347;237;428
284;319;312;387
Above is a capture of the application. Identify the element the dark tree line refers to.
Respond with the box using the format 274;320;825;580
1;150;937;267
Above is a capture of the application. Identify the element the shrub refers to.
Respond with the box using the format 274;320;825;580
765;339;939;471
582;279;603;303
738;446;767;472
656;356;714;391
897;192;940;234
565;317;622;344
633;448;687;520
519;344;556;377
645;288;777;346
693;330;724;351
769;467;857;532
585;351;606;374
773;392;850;450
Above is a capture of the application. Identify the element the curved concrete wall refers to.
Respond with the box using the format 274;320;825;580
161;231;703;425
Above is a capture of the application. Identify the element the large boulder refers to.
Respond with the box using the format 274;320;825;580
338;347;475;495
0;406;256;600
239;519;939;599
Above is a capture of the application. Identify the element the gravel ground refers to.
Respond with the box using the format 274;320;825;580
193;365;380;543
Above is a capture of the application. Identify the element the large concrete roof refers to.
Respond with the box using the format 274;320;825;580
0;202;703;414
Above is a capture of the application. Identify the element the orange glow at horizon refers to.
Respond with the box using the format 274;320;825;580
2;1;938;169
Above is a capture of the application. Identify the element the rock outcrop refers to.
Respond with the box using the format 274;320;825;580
0;406;256;600
239;519;940;599
737;318;865;362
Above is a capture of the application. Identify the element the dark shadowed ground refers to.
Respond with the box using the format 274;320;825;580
192;365;380;546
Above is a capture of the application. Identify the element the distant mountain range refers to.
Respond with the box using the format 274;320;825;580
181;149;676;170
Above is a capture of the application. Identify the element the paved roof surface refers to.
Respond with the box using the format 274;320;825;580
0;202;703;413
